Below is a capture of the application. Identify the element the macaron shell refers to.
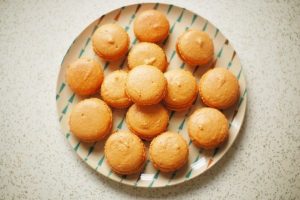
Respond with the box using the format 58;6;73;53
101;70;132;109
134;10;169;43
125;65;167;105
92;23;130;60
164;96;197;111
188;107;229;149
177;30;214;66
66;57;104;96
126;104;169;140
163;69;198;110
128;42;168;71
149;132;189;172
199;67;240;109
105;131;146;175
69;98;112;143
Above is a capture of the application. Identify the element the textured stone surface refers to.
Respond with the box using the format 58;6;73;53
0;0;299;199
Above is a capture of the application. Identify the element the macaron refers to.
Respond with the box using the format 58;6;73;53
134;10;169;43
188;107;229;149
100;70;132;109
125;65;167;105
163;69;198;111
92;23;129;60
128;42;168;72
149;132;189;172
105;131;146;175
66;57;104;96
199;67;240;109
176;30;214;66
126;104;169;141
69;98;112;143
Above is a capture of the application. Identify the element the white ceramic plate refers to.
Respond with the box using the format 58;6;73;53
56;3;247;188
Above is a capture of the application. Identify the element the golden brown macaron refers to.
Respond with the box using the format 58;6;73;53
134;10;169;43
100;70;132;109
163;69;198;111
69;98;112;143
188;107;229;149
176;30;214;66
126;104;169;141
105;131;146;175
92;23;130;60
149;132;189;172
66;57;104;96
125;65;167;105
199;67;240;109
128;42;168;72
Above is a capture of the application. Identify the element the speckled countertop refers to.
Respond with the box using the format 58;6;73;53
0;0;299;199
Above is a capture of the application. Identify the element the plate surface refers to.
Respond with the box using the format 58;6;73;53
56;3;247;188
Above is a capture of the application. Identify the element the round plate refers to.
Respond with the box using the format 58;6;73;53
56;3;247;188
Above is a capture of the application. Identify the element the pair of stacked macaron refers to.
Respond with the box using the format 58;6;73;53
66;9;240;175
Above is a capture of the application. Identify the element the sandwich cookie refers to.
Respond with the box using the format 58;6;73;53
125;65;167;105
101;70;132;109
163;69;198;111
188;107;229;149
199;67;240;109
176;30;214;66
92;23;129;60
126;103;169;141
134;10;170;43
66;57;104;96
128;42;168;72
69;98;112;143
105;131;146;175
149;132;189;172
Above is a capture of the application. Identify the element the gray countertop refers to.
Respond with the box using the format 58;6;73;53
0;0;299;199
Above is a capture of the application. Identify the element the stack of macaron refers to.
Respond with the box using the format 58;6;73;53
66;9;240;175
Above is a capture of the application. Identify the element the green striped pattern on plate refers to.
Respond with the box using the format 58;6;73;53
56;3;247;188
